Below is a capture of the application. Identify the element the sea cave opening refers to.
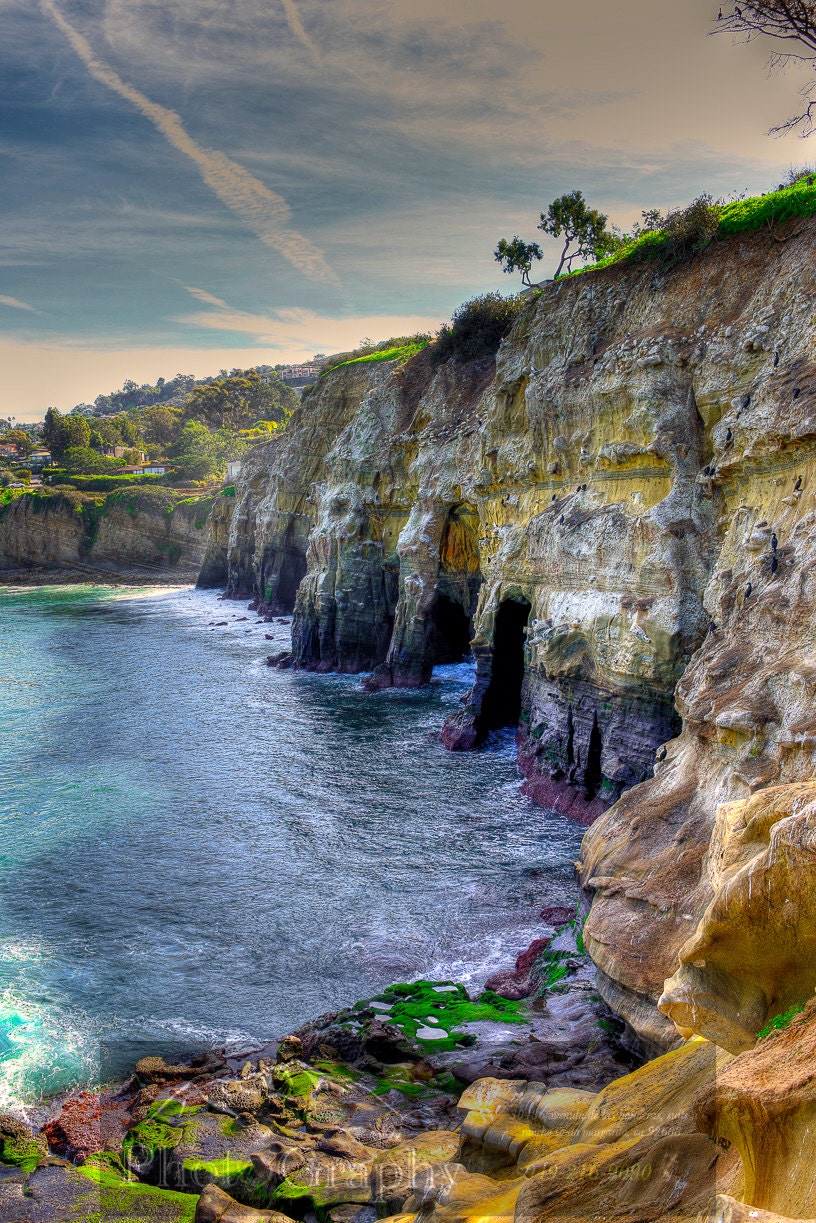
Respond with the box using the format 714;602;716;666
429;593;472;665
479;597;531;731
275;548;307;612
583;712;603;799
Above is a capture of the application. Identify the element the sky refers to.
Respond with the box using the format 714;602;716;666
1;0;814;420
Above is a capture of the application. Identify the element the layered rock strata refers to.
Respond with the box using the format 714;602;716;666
210;219;816;1052
0;487;214;581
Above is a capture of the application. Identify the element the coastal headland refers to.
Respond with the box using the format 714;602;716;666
4;217;816;1219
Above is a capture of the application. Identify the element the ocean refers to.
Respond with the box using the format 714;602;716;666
0;584;583;1111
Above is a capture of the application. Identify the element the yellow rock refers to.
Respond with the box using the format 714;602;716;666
660;781;816;1052
697;999;816;1218
574;1036;730;1146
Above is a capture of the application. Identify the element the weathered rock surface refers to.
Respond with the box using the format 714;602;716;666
659;780;816;1053
0;487;214;581
213;225;816;846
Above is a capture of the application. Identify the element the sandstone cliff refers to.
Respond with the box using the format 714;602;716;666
0;486;214;581
208;219;816;1059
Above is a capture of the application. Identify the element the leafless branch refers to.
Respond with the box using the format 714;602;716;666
714;2;816;132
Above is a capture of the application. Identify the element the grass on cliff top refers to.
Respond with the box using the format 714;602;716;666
563;172;816;280
320;334;431;376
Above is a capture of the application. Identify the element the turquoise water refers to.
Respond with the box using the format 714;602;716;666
0;585;583;1110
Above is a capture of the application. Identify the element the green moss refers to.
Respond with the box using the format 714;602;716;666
311;1059;359;1081
0;1126;47;1173
181;1156;252;1177
274;1064;323;1097
121;1100;201;1167
123;1115;181;1160
270;1179;314;1202
372;1067;426;1098
145;1100;201;1120
222;484;236;496
76;1164;199;1222
364;980;525;1052
757;1003;805;1039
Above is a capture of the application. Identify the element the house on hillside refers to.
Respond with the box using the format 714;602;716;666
120;462;173;475
27;451;52;470
226;460;242;482
0;443;19;458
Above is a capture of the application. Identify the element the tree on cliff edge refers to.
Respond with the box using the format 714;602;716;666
716;1;816;134
537;191;618;277
494;236;543;286
42;407;91;461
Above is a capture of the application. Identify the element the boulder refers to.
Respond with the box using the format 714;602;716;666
195;1184;293;1222
0;1114;47;1171
484;937;551;1000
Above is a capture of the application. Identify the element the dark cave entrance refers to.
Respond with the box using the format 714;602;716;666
479;597;531;731
275;548;307;612
429;594;472;665
583;712;603;799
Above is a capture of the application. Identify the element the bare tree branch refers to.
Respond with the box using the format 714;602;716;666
715;1;816;132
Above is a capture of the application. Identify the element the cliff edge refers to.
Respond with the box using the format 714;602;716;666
205;219;816;1058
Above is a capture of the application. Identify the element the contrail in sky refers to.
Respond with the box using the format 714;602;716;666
40;0;339;288
0;296;37;312
279;0;320;61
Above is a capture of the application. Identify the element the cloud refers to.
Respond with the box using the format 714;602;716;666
177;286;439;350
183;286;232;309
279;0;320;61
0;295;36;312
39;0;339;287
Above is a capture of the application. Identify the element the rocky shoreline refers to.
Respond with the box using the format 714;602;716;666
0;915;638;1222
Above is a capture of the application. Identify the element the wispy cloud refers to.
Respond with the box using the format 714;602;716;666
279;0;320;61
183;286;232;309
39;0;339;287
178;285;438;350
0;295;36;312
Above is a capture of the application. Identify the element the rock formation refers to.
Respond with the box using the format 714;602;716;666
185;217;816;1217
0;486;215;581
210;221;816;1053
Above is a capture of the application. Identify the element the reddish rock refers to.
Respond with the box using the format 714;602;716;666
518;768;610;827
43;1088;135;1163
484;936;551;1000
539;905;574;926
440;710;479;751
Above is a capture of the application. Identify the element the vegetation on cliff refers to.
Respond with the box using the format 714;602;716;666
431;293;525;364
319;334;431;375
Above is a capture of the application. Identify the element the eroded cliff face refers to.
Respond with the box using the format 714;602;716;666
0;488;213;580
212;219;816;1056
578;231;816;1051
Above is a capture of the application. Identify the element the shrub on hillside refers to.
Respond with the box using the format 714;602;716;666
626;195;720;266
43;472;165;492
431;294;525;366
